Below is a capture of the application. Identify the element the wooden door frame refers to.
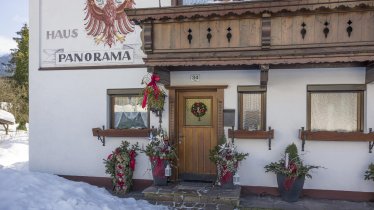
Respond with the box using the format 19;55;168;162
165;85;227;180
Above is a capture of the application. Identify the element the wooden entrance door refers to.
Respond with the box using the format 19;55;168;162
177;91;217;181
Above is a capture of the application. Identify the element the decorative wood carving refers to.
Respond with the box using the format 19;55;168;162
187;28;192;44
132;0;374;67
126;0;373;22
207;27;212;43
143;22;153;53
92;128;150;138
144;47;374;67
226;27;232;43
260;64;269;87
323;21;330;38
347;20;353;37
261;12;271;49
301;22;306;39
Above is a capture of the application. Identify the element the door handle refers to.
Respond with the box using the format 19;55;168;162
179;135;184;144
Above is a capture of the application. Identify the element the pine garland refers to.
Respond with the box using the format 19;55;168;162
141;86;166;112
264;143;321;190
104;141;140;194
209;139;248;186
143;130;177;172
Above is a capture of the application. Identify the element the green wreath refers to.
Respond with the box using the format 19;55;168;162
191;102;207;121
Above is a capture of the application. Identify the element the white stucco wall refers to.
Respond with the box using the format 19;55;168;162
30;0;374;193
29;0;171;180
171;68;374;192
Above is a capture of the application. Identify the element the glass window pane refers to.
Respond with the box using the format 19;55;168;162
113;96;148;129
311;92;358;132
242;93;262;131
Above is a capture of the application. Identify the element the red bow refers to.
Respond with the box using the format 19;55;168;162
283;162;298;190
142;74;160;108
129;150;136;171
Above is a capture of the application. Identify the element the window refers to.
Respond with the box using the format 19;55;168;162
108;89;149;129
238;86;266;131
307;85;365;132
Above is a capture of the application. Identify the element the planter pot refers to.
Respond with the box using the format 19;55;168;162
276;174;305;202
150;157;167;186
219;171;234;189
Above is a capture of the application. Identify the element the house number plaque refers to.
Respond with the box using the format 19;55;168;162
190;74;200;82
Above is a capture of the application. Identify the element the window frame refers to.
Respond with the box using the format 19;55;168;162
306;84;365;132
107;88;150;130
237;85;267;131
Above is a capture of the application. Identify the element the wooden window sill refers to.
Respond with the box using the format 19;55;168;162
299;130;374;142
92;128;151;138
228;129;274;139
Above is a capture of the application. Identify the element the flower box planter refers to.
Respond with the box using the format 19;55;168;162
298;128;374;152
228;129;274;139
92;127;151;138
228;128;275;150
277;174;305;202
299;129;374;141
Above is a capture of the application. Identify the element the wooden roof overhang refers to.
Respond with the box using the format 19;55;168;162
126;0;374;83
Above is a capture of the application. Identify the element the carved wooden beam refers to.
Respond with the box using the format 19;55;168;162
147;66;171;86
143;22;153;54
260;64;269;87
125;0;374;22
173;0;180;6
261;13;271;50
366;63;374;84
144;45;374;66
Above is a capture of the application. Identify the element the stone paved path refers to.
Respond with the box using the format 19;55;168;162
240;195;374;210
122;190;374;210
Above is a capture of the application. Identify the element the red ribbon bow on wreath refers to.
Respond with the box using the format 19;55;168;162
142;74;160;108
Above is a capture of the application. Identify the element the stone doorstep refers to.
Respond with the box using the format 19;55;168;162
142;184;241;206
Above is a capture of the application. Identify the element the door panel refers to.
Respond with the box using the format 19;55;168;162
177;91;217;181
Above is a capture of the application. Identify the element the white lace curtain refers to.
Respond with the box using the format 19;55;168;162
242;93;262;131
311;92;358;132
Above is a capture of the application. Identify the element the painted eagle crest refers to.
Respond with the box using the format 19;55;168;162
84;0;135;47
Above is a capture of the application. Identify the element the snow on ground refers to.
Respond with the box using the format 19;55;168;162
0;132;168;210
0;131;29;170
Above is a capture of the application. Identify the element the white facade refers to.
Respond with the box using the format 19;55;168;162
30;0;374;194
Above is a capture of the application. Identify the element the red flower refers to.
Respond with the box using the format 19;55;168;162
115;148;121;154
107;154;113;160
117;180;124;187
